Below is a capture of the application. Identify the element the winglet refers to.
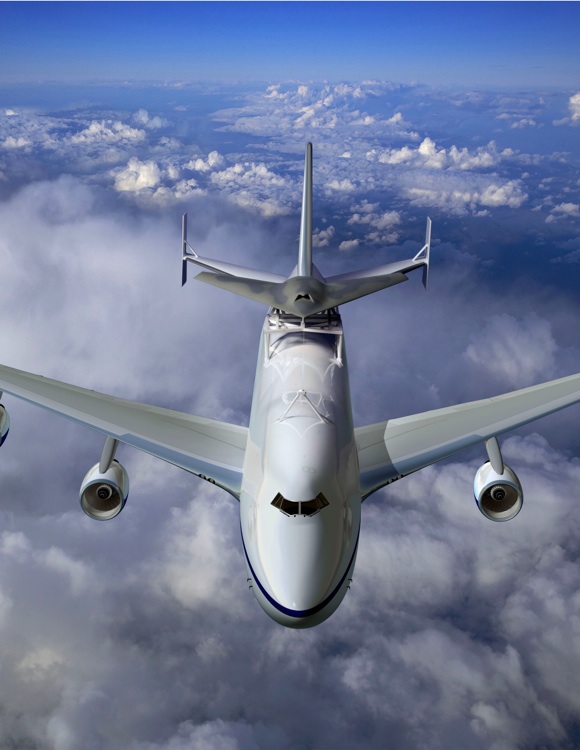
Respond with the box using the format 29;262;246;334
298;143;313;277
181;213;199;286
412;217;431;290
182;213;188;286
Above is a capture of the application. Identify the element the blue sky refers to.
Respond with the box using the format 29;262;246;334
0;4;580;749
2;2;580;87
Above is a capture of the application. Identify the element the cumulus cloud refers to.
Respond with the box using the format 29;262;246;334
216;81;416;144
510;118;537;129
553;92;580;126
347;201;401;244
371;137;515;171
404;176;527;214
547;202;580;221
312;225;335;248
185;150;225;172
70;119;146;145
113;157;162;192
569;92;580;122
132;109;169;129
326;178;356;192
339;238;360;251
1;136;30;149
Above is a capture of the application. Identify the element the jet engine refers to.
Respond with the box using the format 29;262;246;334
473;461;523;522
0;404;10;446
80;460;129;521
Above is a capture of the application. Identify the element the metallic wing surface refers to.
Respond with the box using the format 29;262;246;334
356;373;580;499
0;363;247;497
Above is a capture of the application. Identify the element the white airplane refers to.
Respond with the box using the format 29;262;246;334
0;143;579;628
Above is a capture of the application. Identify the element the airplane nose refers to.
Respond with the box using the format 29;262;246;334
258;516;343;613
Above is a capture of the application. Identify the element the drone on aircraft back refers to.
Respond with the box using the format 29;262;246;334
0;144;578;627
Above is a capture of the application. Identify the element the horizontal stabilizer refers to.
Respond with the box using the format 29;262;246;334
181;212;285;285
195;268;409;317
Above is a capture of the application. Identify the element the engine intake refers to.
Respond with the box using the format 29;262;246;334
0;404;10;446
80;460;129;521
474;461;523;522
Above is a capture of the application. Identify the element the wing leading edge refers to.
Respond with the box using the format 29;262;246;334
0;363;247;498
356;373;580;499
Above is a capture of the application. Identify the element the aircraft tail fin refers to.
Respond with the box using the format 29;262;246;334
298;142;313;277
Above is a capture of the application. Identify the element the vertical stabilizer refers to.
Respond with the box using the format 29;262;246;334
298;143;313;277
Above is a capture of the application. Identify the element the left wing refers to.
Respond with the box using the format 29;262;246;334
356;372;580;499
0;363;247;498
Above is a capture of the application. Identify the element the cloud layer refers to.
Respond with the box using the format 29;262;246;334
0;80;579;749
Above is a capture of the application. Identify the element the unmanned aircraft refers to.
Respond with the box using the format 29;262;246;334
0;143;578;628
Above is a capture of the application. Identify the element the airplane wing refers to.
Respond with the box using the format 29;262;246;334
0;363;247;498
356;372;580;499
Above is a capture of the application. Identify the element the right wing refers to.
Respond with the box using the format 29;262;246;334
0;363;247;498
356;372;580;499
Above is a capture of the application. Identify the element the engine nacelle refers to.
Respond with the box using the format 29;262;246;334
80;460;129;521
0;404;10;447
474;461;523;522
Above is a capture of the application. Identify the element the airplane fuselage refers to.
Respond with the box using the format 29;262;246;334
240;308;361;627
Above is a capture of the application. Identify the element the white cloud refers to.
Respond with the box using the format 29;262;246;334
510;118;537;129
374;137;514;171
339;239;360;251
113;157;161;192
569;92;580;122
185;150;225;172
210;161;285;189
312;225;335;248
347;202;401;244
1;136;30;149
326;178;356;192
132;109;169;129
464;313;557;387
551;202;580;217
405;176;527;214
70;120;146;145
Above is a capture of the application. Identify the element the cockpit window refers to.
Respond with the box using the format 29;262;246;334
271;492;329;517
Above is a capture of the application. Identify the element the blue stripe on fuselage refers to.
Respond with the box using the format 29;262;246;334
240;526;359;619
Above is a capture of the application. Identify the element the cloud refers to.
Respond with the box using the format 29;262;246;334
569;92;580;122
347;201;401;244
326;178;356;192
550;202;580;217
70;120;146;145
464;313;557;387
113;157;162;192
312;225;335;248
1;135;30;149
339;238;360;251
510;118;537;129
132;109;169;129
371;137;515;171
404;176;527;214
553;92;580;126
185;150;225;172
0;81;579;750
